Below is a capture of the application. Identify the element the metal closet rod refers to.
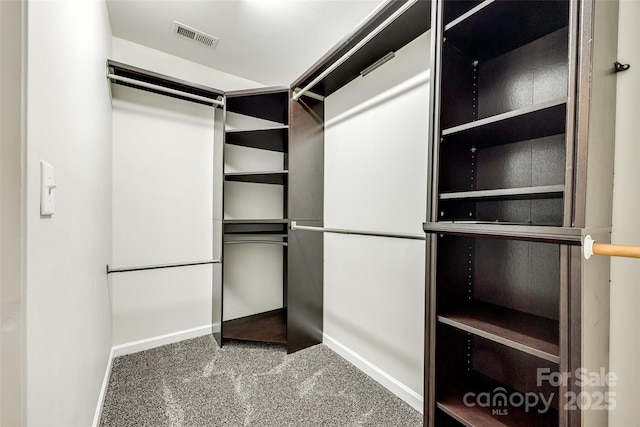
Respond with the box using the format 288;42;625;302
583;235;640;260
106;259;221;274
292;0;418;101
224;240;288;246
107;73;225;107
290;221;426;241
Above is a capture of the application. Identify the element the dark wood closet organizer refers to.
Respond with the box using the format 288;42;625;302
220;87;325;354
221;87;290;346
425;1;618;426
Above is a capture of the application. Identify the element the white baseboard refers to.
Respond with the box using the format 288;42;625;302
112;323;220;357
322;333;423;414
92;346;115;427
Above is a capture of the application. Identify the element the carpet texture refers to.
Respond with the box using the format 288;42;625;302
99;335;422;426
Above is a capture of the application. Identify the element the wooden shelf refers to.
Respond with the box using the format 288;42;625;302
441;98;567;148
291;0;430;98
444;0;569;61
222;308;286;344
223;219;289;236
423;221;582;245
107;59;224;106
225;87;289;124
439;302;559;363
437;373;558;427
224;171;288;185
225;126;288;152
440;185;564;201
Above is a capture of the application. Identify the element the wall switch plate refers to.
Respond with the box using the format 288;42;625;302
40;161;56;216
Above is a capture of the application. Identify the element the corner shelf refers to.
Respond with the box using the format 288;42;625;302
438;302;559;363
222;308;287;344
225;126;289;152
224;170;288;185
225;87;289;124
223;219;289;237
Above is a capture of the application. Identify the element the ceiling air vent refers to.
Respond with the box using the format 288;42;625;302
172;21;219;50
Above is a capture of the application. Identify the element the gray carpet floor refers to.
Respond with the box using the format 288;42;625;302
99;335;422;426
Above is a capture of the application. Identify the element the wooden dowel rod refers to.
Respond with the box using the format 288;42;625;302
592;243;640;259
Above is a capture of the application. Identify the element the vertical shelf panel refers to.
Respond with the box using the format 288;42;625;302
287;93;324;353
427;1;584;426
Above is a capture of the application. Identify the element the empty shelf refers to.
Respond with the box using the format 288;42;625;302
225;126;288;152
224;171;288;185
222;308;286;344
440;185;564;201
444;0;569;61
439;302;559;363
223;219;288;236
441;99;567;147
225;87;289;124
437;373;559;427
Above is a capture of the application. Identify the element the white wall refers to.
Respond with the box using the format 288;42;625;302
112;37;264;92
609;1;640;425
1;0;25;425
323;32;430;411
25;0;113;425
110;86;216;347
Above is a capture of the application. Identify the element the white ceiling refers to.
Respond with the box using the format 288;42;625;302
106;0;385;86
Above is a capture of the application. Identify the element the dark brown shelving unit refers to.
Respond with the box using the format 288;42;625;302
221;86;324;354
221;87;290;348
426;0;619;425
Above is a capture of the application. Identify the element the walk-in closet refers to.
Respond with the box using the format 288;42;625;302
5;0;639;426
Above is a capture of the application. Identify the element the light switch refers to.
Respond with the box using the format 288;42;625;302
40;161;56;216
